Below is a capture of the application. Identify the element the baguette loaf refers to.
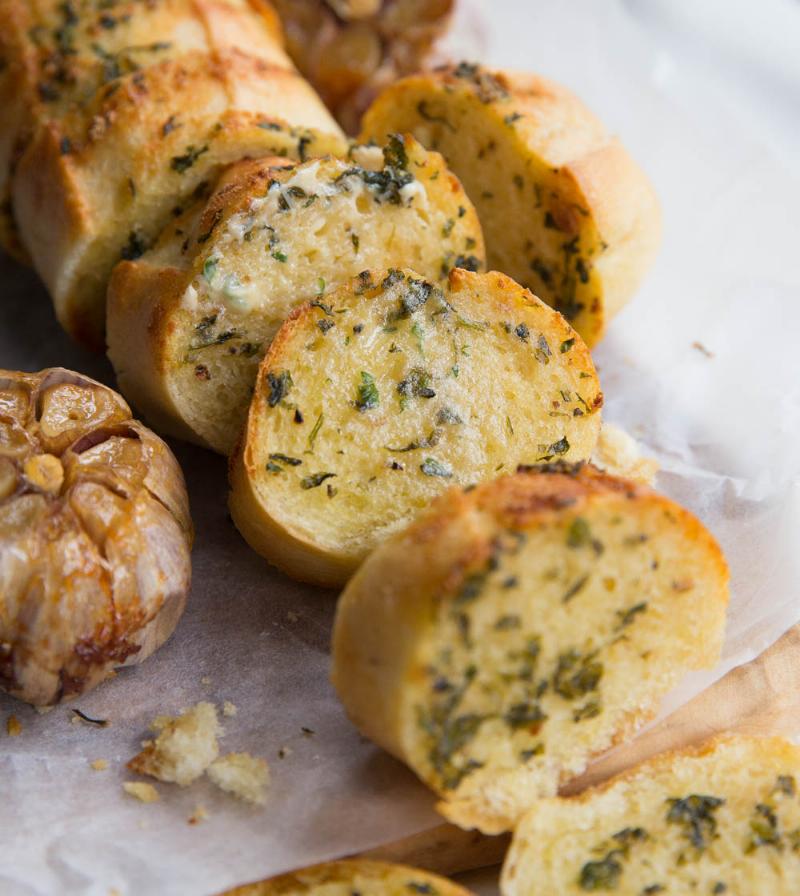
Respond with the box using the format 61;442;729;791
106;134;485;454
229;268;602;586
360;63;661;347
0;368;192;705
331;465;729;833
503;735;800;895
219;859;474;895
1;0;346;347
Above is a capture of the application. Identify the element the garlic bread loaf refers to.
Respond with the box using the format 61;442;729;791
0;368;192;706
229;268;603;586
503;735;800;895
331;465;729;833
106;135;485;454
361;63;661;347
1;0;346;347
219;859;474;896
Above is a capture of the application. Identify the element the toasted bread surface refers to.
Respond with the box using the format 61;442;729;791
106;135;485;453
229;267;602;586
361;63;661;347
503;735;800;895
332;465;729;832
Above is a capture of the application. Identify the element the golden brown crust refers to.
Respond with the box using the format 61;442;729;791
217;859;475;895
0;367;192;705
230;268;602;586
360;64;661;347
332;465;729;833
2;0;346;347
107;136;486;454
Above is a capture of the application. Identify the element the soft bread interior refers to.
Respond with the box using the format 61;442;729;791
231;268;602;584
503;736;800;895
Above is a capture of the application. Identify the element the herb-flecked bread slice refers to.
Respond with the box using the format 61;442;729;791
502;735;800;895
228;268;602;587
107;134;485;455
2;0;345;348
331;465;729;833
218;859;474;896
360;62;661;347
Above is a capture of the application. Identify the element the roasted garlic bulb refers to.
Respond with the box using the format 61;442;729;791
272;0;454;133
0;368;192;706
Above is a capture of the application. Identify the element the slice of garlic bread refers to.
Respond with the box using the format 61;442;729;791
360;63;661;347
219;859;474;896
331;465;729;833
503;735;800;895
228;268;602;586
107;135;485;454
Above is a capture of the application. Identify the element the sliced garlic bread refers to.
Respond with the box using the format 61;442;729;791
228;268;602;586
331;465;729;833
360;63;661;347
107;135;484;454
503;735;800;895
3;0;345;348
219;859;473;896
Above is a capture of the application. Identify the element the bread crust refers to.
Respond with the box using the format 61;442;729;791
502;734;800;895
217;858;474;895
360;64;661;347
332;465;729;833
0;367;193;705
229;268;602;586
107;137;486;454
2;0;346;347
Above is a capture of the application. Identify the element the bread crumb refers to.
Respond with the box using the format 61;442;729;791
222;701;237;717
692;340;714;358
35;705;54;715
128;702;221;786
591;422;658;486
123;781;160;803
90;758;109;771
207;752;270;805
7;715;21;736
188;804;209;825
278;746;292;759
200;676;211;685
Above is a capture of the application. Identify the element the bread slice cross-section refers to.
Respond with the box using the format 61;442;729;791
502;735;800;895
229;268;602;587
107;135;485;454
360;63;661;347
331;465;729;833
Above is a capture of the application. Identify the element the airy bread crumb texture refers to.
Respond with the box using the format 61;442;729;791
128;702;221;787
502;735;800;895
127;701;270;806
591;422;658;486
332;465;729;833
208;753;271;806
229;266;602;586
361;63;662;348
122;782;160;804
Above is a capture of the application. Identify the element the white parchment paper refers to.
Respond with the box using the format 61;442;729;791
2;1;799;894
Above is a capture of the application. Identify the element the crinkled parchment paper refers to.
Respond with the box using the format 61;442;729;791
2;1;799;894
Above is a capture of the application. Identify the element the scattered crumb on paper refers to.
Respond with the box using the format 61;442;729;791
7;715;21;737
128;702;220;786
207;753;270;805
90;759;109;771
188;804;209;825
123;782;160;803
222;701;237;718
